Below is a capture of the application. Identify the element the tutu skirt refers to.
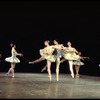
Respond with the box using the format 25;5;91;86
5;57;20;63
5;53;20;63
62;49;79;60
40;49;56;62
73;60;84;66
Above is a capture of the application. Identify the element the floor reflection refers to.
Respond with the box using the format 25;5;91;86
0;73;100;99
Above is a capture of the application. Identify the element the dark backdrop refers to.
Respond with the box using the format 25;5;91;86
0;1;100;76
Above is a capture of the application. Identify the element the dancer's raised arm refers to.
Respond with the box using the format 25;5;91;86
13;49;23;57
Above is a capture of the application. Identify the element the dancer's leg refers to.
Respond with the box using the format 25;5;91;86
56;58;60;81
6;68;12;76
29;57;45;64
60;58;66;63
68;60;74;78
41;64;47;72
75;65;80;78
11;63;16;77
6;63;16;77
47;60;51;81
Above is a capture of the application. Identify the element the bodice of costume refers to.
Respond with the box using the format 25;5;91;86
39;46;56;62
45;46;54;55
65;48;74;52
11;53;16;58
55;44;64;52
62;47;79;60
54;44;64;58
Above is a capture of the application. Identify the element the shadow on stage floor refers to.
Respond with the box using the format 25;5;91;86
0;72;100;99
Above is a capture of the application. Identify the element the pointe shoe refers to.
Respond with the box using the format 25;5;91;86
12;76;15;78
48;76;51;81
77;74;80;76
41;67;46;72
56;76;59;81
76;74;80;78
5;73;9;77
71;74;74;78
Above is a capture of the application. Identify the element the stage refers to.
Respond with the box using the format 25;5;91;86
0;72;100;99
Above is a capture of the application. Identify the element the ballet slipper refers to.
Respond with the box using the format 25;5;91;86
76;74;79;78
76;74;80;78
76;75;79;78
12;75;15;78
57;78;59;81
48;75;51;81
56;75;59;81
41;67;46;72
5;73;9;77
71;74;74;78
77;74;80;76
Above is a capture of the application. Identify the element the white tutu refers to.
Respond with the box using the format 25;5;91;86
73;60;84;66
62;49;79;60
5;53;20;63
40;49;56;62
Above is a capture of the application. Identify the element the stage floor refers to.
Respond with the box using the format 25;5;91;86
0;72;100;99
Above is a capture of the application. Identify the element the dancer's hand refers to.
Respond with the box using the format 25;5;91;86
88;57;90;59
20;54;23;57
29;62;34;64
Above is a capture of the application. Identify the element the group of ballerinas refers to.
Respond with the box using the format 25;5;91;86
0;40;89;80
29;40;90;81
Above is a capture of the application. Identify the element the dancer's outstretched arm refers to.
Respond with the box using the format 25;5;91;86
73;48;78;54
14;49;23;57
81;57;90;60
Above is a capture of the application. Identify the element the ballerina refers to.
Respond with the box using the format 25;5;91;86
73;52;90;78
60;41;79;78
5;43;23;78
29;40;56;81
41;39;64;81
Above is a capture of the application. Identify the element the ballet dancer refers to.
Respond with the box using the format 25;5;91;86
41;39;64;81
60;41;79;78
5;43;23;78
73;52;90;78
29;40;56;81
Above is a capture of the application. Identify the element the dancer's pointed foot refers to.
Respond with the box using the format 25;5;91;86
48;75;51;81
71;74;74;78
76;74;80;78
5;73;9;77
56;76;59;81
41;67;46;72
57;78;59;81
12;75;15;78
